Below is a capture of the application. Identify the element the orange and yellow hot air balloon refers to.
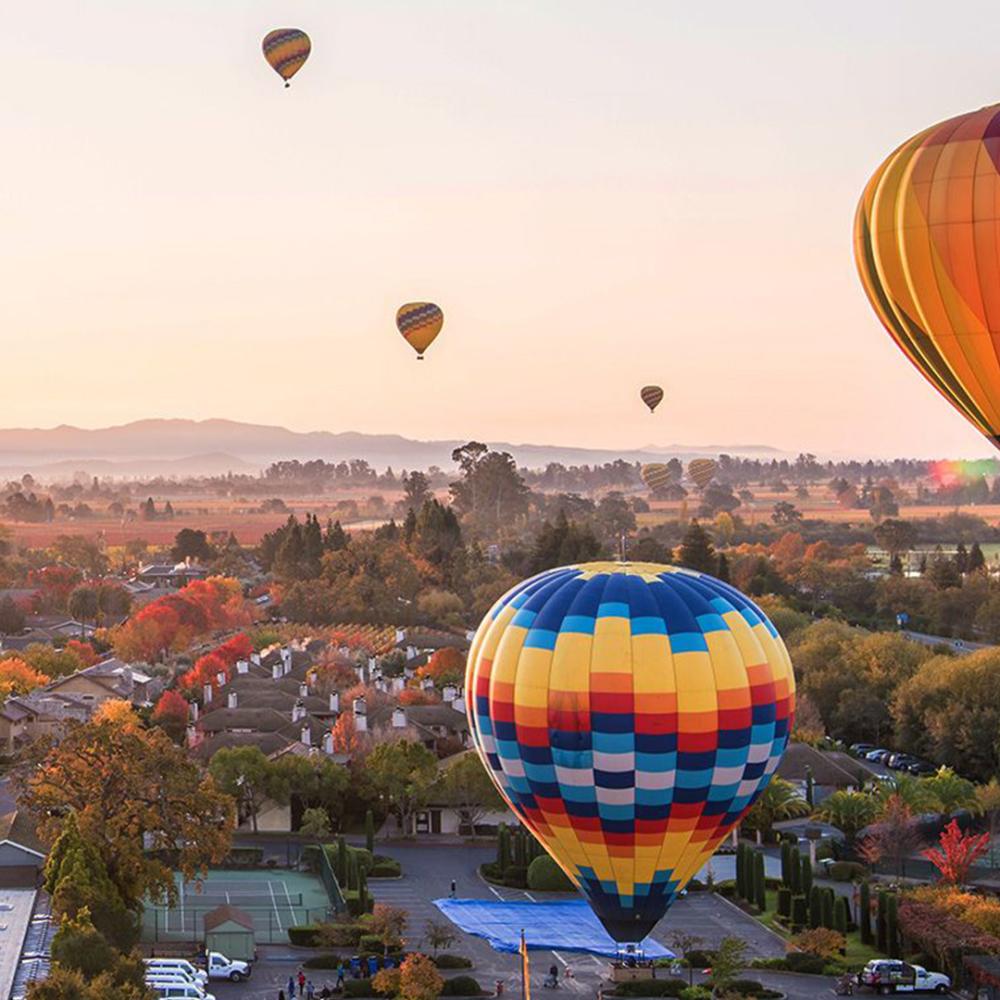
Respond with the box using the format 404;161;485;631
855;104;1000;448
396;302;443;360
262;29;311;87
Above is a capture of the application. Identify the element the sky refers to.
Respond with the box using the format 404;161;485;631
5;2;1000;460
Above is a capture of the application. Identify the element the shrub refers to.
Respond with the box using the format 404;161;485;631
750;958;788;971
828;861;867;882
685;950;716;968
433;955;473;969
680;989;711;1000
527;855;575;892
480;862;502;883
723;981;781;999
612;979;687;997
784;952;826;974
345;889;374;916
344;979;379;998
777;887;791;919
503;866;528;888
790;927;846;961
440;975;485;996
288;925;322;946
371;860;403;878
304;954;345;969
790;895;807;930
360;934;384;953
220;846;263;867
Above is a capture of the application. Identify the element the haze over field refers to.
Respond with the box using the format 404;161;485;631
5;2;1000;458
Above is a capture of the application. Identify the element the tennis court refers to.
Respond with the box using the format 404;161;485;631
142;869;332;944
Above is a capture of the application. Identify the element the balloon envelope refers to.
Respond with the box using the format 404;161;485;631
855;104;1000;448
640;385;664;413
687;458;717;489
640;463;674;492
262;29;311;84
466;561;795;943
396;302;444;358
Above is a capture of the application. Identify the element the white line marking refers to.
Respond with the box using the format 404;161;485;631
552;951;568;967
487;884;505;901
282;880;296;925
524;891;537;902
268;880;283;932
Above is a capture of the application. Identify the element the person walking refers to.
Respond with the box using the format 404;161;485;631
288;976;297;998
336;962;345;991
449;879;457;898
298;969;307;993
306;981;315;1000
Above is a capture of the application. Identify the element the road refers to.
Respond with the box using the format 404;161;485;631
211;843;806;1000
901;630;991;655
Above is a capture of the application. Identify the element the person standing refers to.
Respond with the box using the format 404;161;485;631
306;981;315;1000
336;962;345;991
298;969;307;993
288;976;297;998
449;879;457;898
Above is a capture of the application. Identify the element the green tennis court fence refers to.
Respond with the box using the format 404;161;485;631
143;905;331;945
319;847;347;914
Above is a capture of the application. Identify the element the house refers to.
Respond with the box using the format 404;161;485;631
776;742;863;802
0;810;45;887
414;749;515;837
134;562;209;591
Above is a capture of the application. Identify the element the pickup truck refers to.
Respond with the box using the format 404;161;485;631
859;960;950;993
205;951;252;982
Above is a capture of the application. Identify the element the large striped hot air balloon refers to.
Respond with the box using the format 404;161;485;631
855;104;1000;449
687;458;717;490
396;302;444;360
466;561;795;944
262;29;311;87
640;463;674;493
640;385;664;414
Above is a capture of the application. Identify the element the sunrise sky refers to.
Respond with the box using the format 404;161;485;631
5;1;1000;459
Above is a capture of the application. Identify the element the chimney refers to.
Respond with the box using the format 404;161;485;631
421;677;434;691
406;645;416;660
283;656;292;676
395;628;405;644
251;653;261;666
452;696;465;713
227;691;238;709
236;659;249;675
203;683;213;705
465;630;475;642
392;707;406;729
368;657;377;673
353;697;367;733
186;724;197;747
329;691;340;713
442;684;457;703
216;671;226;688
299;682;309;698
355;665;365;682
307;671;316;689
292;700;306;723
272;663;281;681
189;701;199;722
392;677;405;694
404;667;415;680
323;730;334;755
301;724;311;747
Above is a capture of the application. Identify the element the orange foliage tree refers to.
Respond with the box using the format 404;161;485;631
64;640;99;667
0;658;49;698
417;647;464;686
397;953;443;1000
331;712;369;757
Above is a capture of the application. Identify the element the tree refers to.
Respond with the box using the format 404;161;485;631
0;658;50;698
398;953;443;1000
208;746;275;834
419;647;465;686
150;690;189;743
677;521;716;574
667;930;704;986
50;909;116;978
709;936;747;994
813;791;879;845
424;917;457;956
742;777;809;843
21;706;234;911
922;819;990;885
924;767;981;816
367;740;439;836
435;753;505;835
370;902;408;956
366;809;376;853
789;927;846;961
858;796;922;878
0;596;25;635
67;586;99;634
171;529;215;564
977;779;1000;857
874;519;917;562
300;807;333;839
402;471;432;512
771;501;803;526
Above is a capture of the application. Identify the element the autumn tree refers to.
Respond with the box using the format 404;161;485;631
857;796;922;878
0;658;50;698
922;819;990;885
20;705;234;911
370;903;408;955
150;690;190;743
418;647;465;686
397;953;443;1000
0;596;25;635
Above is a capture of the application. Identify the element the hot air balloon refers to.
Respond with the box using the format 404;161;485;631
855;104;1000;449
466;562;794;944
640;463;674;493
687;458;717;490
640;385;664;414
396;302;444;360
262;29;311;87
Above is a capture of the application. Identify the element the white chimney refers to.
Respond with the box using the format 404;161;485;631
404;667;415;680
283;657;292;676
251;652;261;666
272;663;281;680
189;701;199;722
406;646;416;660
216;671;226;688
452;696;465;713
355;665;365;682
465;630;475;642
292;700;306;723
392;707;406;729
299;682;309;698
421;677;434;691
353;696;367;733
228;691;238;709
186;725;197;747
203;683;213;705
323;730;334;755
307;671;316;689
392;677;405;694
236;660;249;675
395;628;405;644
442;684;457;703
368;657;377;673
329;691;340;713
301;724;311;747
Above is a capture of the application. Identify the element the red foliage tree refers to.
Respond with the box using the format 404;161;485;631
418;647;465;685
28;565;82;613
151;690;190;743
922;819;990;885
65;640;99;667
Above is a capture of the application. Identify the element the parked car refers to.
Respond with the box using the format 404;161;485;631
858;960;950;993
851;743;876;757
907;760;937;776
887;754;919;770
144;960;207;987
147;981;215;1000
867;749;891;763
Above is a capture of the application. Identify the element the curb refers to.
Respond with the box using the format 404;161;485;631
712;892;789;949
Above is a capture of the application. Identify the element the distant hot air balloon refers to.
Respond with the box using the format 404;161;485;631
687;458;717;490
640;385;664;414
396;302;443;360
262;29;311;87
855;104;1000;449
640;463;674;493
466;561;794;943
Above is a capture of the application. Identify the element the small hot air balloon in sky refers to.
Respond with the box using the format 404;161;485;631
687;458;717;490
640;385;664;413
855;103;1000;449
640;463;673;493
466;561;794;943
396;302;444;360
262;29;311;87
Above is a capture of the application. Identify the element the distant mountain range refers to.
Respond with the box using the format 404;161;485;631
0;419;789;479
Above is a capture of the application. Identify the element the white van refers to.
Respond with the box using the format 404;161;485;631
147;981;215;1000
144;959;208;986
145;972;202;989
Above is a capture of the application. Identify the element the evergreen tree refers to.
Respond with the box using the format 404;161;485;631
716;552;730;582
859;881;873;945
969;542;986;573
325;519;349;551
955;542;969;574
365;810;375;854
678;521;716;574
403;508;418;544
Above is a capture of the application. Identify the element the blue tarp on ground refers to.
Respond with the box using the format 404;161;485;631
433;899;672;958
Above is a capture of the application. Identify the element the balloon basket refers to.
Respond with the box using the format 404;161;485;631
609;944;654;982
